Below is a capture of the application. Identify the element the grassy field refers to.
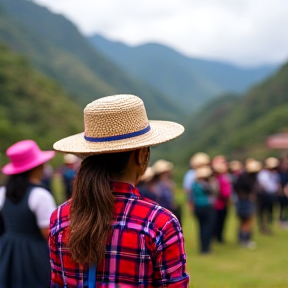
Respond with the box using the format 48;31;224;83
178;190;288;288
52;177;288;288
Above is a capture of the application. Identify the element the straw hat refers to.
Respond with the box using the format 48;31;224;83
195;166;213;179
2;140;55;175
229;160;243;172
264;157;280;169
190;152;210;168
140;167;155;182
64;153;78;164
53;94;184;156
153;159;174;175
245;160;262;173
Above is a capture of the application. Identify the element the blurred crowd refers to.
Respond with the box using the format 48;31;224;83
182;152;288;254
0;140;288;286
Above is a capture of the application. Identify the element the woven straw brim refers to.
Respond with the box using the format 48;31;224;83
53;120;184;155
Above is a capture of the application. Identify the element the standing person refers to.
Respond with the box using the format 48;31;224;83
257;157;281;234
153;159;182;224
49;94;189;287
0;140;56;288
191;166;216;254
60;153;79;200
212;156;232;243
278;157;288;228
229;160;243;204
183;152;210;196
234;160;262;249
136;167;157;202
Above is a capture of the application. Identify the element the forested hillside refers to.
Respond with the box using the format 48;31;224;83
0;0;183;121
0;45;83;159
89;34;278;112
176;63;288;163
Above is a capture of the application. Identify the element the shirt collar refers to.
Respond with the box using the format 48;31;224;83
110;181;141;197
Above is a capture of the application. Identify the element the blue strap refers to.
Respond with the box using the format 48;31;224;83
88;264;97;288
84;125;151;142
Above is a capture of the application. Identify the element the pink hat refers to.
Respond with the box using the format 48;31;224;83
2;140;55;175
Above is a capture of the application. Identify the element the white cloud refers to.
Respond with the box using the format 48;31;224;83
33;0;288;66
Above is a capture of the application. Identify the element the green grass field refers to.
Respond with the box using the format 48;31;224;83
52;177;288;288
178;190;288;288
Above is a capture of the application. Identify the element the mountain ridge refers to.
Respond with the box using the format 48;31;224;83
89;34;279;111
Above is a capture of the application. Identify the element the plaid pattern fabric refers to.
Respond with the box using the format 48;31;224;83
49;181;189;287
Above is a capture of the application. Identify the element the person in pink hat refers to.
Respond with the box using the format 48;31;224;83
0;140;56;288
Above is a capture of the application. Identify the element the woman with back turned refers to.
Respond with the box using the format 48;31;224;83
0;140;56;288
49;94;189;287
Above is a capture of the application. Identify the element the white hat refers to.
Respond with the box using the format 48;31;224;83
190;152;210;168
53;94;184;156
140;167;155;182
64;153;78;164
195;166;213;179
229;160;243;172
264;157;280;169
153;159;174;175
246;160;262;173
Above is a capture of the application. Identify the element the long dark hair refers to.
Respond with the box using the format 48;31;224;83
5;171;30;203
69;151;132;265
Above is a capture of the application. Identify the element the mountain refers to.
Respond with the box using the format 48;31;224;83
0;0;183;121
175;62;288;165
0;44;83;159
88;35;279;112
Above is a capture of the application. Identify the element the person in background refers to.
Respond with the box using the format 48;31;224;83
191;166;216;254
257;157;281;234
49;94;189;287
136;167;157;202
229;160;244;204
153;159;182;224
212;156;232;243
183;152;211;197
278;157;288;228
41;162;54;192
234;159;262;249
60;153;79;200
0;140;56;288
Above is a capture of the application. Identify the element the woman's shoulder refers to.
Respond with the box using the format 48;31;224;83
50;200;71;236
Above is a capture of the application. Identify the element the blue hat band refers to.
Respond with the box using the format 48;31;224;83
84;125;151;143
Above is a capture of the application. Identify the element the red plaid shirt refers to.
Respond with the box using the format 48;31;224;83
49;181;189;287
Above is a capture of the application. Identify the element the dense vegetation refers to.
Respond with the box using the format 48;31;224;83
0;0;182;121
0;44;83;163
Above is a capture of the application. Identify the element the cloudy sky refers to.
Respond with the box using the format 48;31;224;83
33;0;288;67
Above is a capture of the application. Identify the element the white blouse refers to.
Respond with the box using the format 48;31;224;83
0;186;56;228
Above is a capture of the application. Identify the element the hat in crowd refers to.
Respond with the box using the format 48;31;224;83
53;94;184;156
245;159;262;173
212;161;228;173
212;155;226;165
153;159;174;175
2;140;55;175
64;153;79;164
140;167;155;182
190;152;210;168
195;166;213;179
264;157;280;169
229;160;243;172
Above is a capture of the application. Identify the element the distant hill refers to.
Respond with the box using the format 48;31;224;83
172;62;288;165
0;44;83;159
0;0;183;121
88;35;279;112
